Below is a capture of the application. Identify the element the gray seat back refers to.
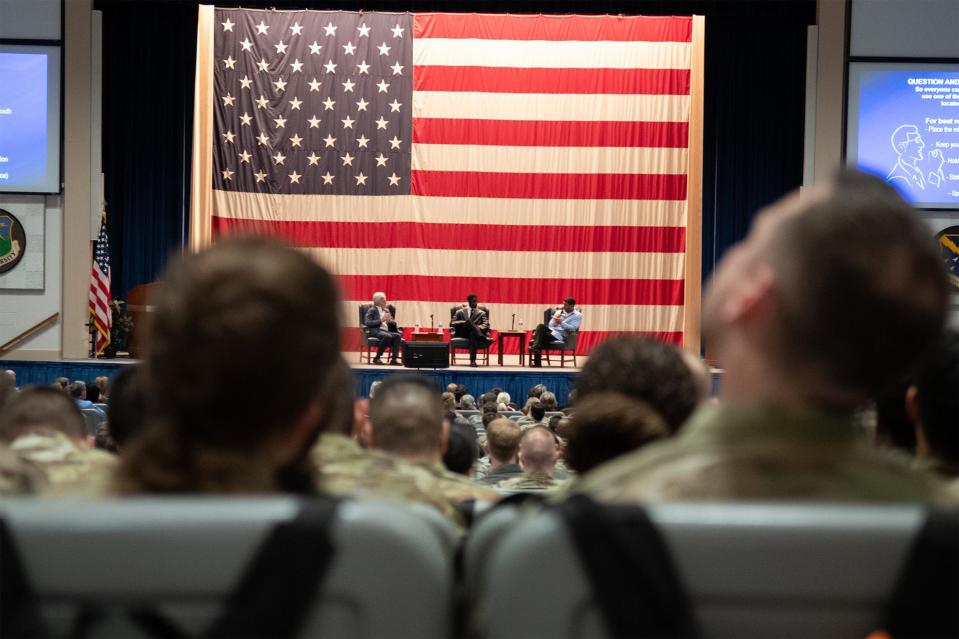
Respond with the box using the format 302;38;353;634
0;496;453;639
79;409;103;436
470;502;923;639
358;303;373;346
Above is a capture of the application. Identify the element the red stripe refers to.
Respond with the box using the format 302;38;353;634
413;119;688;148
341;327;682;354
212;217;686;253
338;275;684;307
414;66;690;95
411;171;687;200
414;14;692;43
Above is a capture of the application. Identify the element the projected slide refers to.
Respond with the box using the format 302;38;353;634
848;64;959;209
0;46;59;194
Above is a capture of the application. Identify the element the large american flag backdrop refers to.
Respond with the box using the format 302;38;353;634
190;7;704;354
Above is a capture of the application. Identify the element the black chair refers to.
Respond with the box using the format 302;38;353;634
358;303;400;364
540;308;579;367
449;305;493;366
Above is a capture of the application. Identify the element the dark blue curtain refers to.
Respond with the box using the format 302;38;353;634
96;0;815;300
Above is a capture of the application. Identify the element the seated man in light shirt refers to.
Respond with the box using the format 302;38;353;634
529;297;582;367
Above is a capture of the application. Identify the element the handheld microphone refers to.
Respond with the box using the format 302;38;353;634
430;314;434;331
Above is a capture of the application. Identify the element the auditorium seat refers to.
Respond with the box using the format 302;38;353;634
79;408;104;436
358;303;400;364
465;502;940;639
0;497;455;638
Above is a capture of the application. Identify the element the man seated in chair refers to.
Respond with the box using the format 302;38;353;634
451;294;490;367
365;292;402;365
529;297;582;367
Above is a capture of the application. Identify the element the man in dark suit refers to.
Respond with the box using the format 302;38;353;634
451;294;490;367
365;292;402;365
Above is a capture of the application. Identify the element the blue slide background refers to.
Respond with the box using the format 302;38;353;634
0;52;49;190
856;70;959;207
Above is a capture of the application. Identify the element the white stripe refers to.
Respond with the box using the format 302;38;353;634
413;91;689;122
96;287;110;306
212;190;688;227
95;307;110;325
304;247;685;280
341;301;683;333
413;38;691;70
412;143;688;175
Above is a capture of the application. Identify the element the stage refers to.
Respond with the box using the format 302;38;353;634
0;356;580;405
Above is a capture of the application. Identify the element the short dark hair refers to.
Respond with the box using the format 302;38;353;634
369;374;444;455
107;366;147;447
0;387;85;442
768;170;948;401
482;411;501;429
564;297;576;306
85;383;100;404
442;421;480;475
564;392;669;473
481;400;498;415
576;336;699;433
913;330;959;472
530;402;546;421
467;294;478;303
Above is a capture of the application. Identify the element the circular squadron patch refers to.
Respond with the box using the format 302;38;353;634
0;209;26;275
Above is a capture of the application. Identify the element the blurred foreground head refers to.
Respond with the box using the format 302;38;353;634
117;236;342;493
703;170;948;410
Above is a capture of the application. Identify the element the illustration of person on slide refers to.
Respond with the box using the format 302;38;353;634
886;124;945;191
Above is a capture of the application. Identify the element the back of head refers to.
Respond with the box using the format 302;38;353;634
564;392;670;474
118;237;341;493
146;236;340;448
85;383;100;404
460;394;476;410
518;426;558;474
576;336;699;433
486;418;521;464
68;381;86;399
0;387;84;442
913;330;959;472
481;400;498;415
496;392;511;406
481;411;500;429
440;392;456;411
369;375;444;457
530;402;546;422
767;171;948;404
539;391;557;411
319;357;357;438
107;366;147;448
528;384;546;399
442;421;479;475
54;377;69;390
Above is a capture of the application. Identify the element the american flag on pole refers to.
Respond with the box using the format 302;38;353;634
89;212;112;355
191;8;703;354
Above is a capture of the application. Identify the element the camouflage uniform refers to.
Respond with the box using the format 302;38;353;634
472;455;491;480
312;433;493;531
577;404;953;504
409;459;502;505
496;471;566;492
9;429;116;497
0;443;44;496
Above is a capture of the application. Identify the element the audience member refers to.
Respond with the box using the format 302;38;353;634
53;376;69;391
114;237;342;494
459;394;477;411
563;392;669;475
496;392;511;410
518;402;546;428
454;384;468;403
85;382;101;405
3;369;16;391
497;426;564;491
0;370;15;413
69;380;106;419
313;360;471;530
475;418;523;486
94;375;110;402
575;337;699;434
527;384;546;400
105;365;147;450
367;375;500;505
443;421;480;476
440;392;457;412
0;387;116;495
578;170;951;502
906;330;958;479
539;391;558;412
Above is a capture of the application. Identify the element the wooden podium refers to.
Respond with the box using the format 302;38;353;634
126;282;159;359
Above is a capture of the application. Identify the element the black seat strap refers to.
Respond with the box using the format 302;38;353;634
556;494;698;639
0;518;47;639
882;508;959;639
205;497;340;639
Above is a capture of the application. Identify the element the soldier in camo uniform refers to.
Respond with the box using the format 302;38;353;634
497;426;566;492
0;387;116;496
366;375;500;507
